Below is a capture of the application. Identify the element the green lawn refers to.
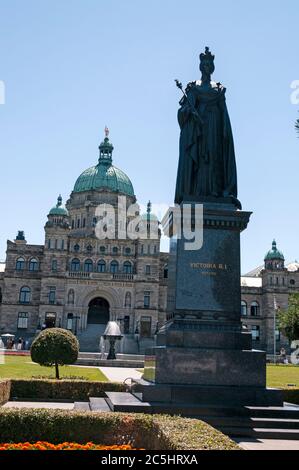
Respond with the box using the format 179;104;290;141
0;356;108;381
267;364;299;388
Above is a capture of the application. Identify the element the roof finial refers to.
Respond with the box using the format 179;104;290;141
105;126;109;138
147;201;152;214
57;194;62;207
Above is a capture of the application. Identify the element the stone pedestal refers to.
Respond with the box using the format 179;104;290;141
134;202;283;407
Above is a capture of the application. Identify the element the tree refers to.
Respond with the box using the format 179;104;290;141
278;293;299;342
31;328;79;379
296;117;299;137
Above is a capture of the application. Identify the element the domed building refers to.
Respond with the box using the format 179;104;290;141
0;130;169;352
241;240;299;355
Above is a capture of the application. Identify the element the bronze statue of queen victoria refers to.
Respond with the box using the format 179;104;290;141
175;47;240;209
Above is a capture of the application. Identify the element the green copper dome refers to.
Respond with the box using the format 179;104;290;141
264;240;284;261
73;131;135;197
48;195;69;216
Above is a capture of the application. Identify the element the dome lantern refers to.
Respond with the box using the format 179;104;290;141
98;126;114;165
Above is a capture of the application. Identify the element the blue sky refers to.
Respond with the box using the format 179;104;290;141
0;0;298;273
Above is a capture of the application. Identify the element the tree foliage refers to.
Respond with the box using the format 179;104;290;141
278;293;299;342
31;328;79;379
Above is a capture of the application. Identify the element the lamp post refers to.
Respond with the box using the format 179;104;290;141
273;296;279;365
73;316;81;336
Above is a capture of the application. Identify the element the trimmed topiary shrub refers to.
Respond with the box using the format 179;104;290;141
31;329;79;379
0;380;11;405
10;379;126;401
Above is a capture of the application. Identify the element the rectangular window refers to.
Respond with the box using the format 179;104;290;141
144;291;150;309
17;312;28;329
145;265;151;275
49;287;56;304
61;239;64;250
52;260;57;272
251;325;260;341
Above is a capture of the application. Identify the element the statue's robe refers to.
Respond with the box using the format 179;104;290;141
175;81;238;204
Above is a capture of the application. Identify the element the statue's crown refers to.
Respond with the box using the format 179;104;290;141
200;47;215;63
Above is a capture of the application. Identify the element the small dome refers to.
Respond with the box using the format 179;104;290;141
264;240;284;261
48;195;68;216
141;201;159;222
73;131;134;197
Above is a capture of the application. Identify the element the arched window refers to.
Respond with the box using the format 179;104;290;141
112;247;118;255
123;261;133;274
74;244;80;252
110;260;119;274
68;289;75;305
47;239;51;249
100;246;106;254
84;259;93;273
97;260;106;273
16;257;25;271
250;301;260;317
70;258;80;272
125;247;131;255
29;258;39;272
125;292;132;308
241;301;247;316
163;264;168;279
86;245;93;253
19;286;31;304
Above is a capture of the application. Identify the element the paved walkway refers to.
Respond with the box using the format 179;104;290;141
3;402;74;410
234;438;299;450
99;367;142;383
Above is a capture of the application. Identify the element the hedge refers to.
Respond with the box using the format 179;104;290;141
0;381;11;406
10;379;127;401
282;388;299;405
0;409;240;450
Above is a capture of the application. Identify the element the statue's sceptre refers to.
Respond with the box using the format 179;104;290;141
175;79;203;125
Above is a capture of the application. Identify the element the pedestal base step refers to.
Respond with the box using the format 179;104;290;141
89;397;111;412
104;391;299;440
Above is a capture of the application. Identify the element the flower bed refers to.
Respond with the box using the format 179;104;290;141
0;441;137;451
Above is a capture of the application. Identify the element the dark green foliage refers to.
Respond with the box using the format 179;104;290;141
0;380;11;405
0;409;239;450
31;329;79;379
279;294;299;342
10;379;126;401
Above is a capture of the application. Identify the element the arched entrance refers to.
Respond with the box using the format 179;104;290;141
88;297;110;325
